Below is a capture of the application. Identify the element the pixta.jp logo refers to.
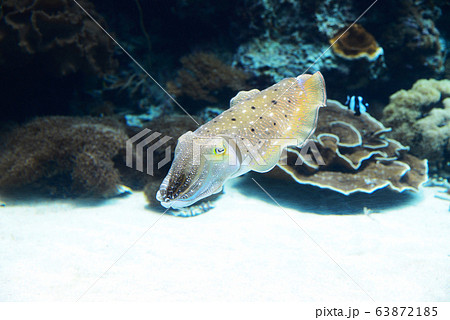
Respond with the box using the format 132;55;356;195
126;129;172;176
126;129;326;176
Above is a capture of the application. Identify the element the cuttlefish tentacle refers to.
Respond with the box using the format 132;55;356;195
157;71;326;209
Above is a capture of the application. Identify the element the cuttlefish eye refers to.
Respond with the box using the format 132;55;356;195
214;147;225;155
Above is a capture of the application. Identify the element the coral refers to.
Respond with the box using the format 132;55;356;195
197;107;223;122
0;0;118;121
0;112;203;200
102;63;174;117
232;0;346;82
167;52;250;104
0;0;117;76
268;100;428;195
235;38;335;83
233;1;386;97
314;0;356;38
235;33;386;98
124;107;164;128
233;0;311;40
233;0;447;100
0;116;128;197
380;0;446;79
382;78;450;174
329;23;383;61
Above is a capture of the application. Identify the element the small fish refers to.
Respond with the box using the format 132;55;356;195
345;95;368;116
156;72;326;209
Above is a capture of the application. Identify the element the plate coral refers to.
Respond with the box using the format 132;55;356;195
270;100;428;195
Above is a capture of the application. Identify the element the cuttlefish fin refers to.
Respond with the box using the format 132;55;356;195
287;71;326;146
230;89;261;108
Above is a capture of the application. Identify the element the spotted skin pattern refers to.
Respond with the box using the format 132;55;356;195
196;72;326;172
157;72;326;209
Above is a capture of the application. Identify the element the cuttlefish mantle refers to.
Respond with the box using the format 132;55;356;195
157;71;327;209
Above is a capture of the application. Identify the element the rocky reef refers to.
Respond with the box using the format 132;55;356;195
380;0;447;82
0;0;117;120
0;0;448;205
232;0;387;100
2;0;447;121
59;0;445;118
231;0;446;101
0;0;116;76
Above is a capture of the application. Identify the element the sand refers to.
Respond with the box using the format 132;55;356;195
1;175;449;301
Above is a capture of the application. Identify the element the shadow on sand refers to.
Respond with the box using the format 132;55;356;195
232;172;421;215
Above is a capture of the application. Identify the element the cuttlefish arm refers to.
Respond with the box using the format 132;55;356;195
157;71;326;209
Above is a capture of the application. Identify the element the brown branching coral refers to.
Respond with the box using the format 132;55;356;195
269;100;428;195
0;0;117;76
167;52;250;104
329;23;383;61
0;116;128;197
382;78;450;174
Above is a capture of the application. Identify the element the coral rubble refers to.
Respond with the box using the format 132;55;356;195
269;100;428;195
0;116;128;197
382;78;450;175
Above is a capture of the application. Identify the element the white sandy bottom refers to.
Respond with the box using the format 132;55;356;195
0;176;449;302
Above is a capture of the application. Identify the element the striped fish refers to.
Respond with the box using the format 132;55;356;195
345;95;369;116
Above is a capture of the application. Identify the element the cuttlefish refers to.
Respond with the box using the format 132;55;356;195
156;71;326;209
